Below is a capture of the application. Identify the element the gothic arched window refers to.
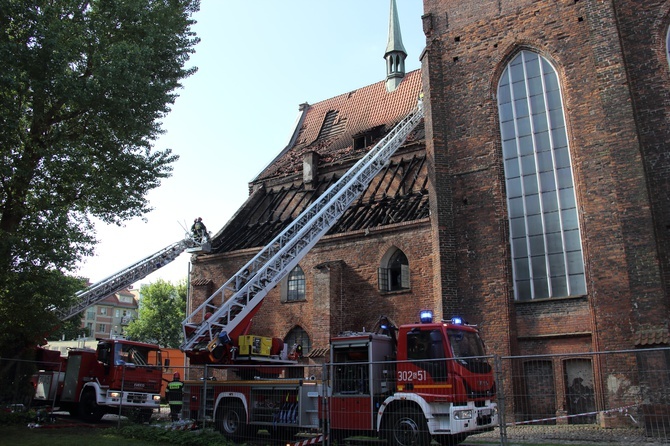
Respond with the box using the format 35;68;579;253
497;50;586;301
379;247;410;292
285;326;311;356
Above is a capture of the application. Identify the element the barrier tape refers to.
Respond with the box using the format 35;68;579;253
292;435;325;446
507;404;639;426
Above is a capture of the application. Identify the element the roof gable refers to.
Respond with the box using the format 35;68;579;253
256;69;422;181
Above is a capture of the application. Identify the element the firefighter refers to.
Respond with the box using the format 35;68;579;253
191;217;208;242
166;372;184;421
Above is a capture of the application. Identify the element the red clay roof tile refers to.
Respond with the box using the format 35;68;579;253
256;69;422;181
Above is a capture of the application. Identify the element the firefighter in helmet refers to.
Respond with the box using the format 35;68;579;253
190;217;209;243
167;372;184;421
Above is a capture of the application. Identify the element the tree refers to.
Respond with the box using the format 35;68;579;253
125;279;186;348
0;0;200;359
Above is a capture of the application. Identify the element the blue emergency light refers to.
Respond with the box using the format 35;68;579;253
419;310;433;323
451;316;463;325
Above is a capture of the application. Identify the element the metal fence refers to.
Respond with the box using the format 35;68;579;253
492;348;670;445
2;348;670;445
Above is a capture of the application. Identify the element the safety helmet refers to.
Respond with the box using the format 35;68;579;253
173;372;180;380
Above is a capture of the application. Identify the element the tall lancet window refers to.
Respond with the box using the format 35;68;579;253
497;50;586;301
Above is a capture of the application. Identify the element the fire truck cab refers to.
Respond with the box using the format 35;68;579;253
328;311;497;445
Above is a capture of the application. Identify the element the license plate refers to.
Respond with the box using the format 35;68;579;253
480;409;491;416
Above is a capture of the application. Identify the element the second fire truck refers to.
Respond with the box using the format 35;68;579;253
182;311;498;446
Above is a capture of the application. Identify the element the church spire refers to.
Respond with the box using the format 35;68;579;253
384;0;407;92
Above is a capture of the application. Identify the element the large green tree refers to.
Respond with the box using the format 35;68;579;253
125;279;186;348
0;0;200;359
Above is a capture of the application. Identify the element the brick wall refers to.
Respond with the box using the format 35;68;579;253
422;0;669;356
422;0;669;421
613;0;670;323
190;221;434;358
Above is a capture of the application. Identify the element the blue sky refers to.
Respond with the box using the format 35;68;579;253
77;1;426;288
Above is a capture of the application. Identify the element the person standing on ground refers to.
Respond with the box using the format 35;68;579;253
167;372;184;421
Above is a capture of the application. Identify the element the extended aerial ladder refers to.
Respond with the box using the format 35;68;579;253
57;233;210;321
181;102;425;361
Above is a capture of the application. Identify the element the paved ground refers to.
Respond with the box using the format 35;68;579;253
139;407;670;445
468;425;668;445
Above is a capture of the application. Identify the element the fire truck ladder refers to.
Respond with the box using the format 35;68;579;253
58;234;208;321
181;102;424;354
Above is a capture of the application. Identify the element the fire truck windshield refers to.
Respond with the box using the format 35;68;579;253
447;329;486;358
114;343;161;367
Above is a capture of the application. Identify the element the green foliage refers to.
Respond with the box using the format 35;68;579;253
119;425;233;446
0;409;37;425
1;415;234;445
0;0;200;358
0;270;85;356
1;425;166;445
125;279;186;348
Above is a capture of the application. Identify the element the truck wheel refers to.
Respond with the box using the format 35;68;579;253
215;402;248;441
386;407;430;446
78;390;105;422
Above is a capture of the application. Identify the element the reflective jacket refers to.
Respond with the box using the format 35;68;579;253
167;380;184;406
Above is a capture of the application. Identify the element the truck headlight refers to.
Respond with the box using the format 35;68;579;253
153;395;161;402
109;391;121;399
453;409;473;420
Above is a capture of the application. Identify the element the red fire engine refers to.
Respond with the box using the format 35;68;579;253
183;311;497;446
33;338;163;422
32;231;209;422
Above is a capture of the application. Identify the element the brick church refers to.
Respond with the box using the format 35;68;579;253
188;0;670;424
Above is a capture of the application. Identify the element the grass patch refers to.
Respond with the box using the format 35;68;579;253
0;416;233;446
0;425;154;446
1;425;236;445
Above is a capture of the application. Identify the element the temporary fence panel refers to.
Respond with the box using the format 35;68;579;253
494;348;670;445
3;348;670;445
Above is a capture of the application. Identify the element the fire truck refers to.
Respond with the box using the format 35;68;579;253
178;103;499;444
33;338;164;422
183;311;497;446
32;231;208;421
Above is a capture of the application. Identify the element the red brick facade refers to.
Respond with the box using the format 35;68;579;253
192;220;434;351
420;0;670;423
421;0;669;354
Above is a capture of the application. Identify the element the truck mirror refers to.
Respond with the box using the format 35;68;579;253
164;358;170;371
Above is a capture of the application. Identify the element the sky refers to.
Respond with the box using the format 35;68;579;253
76;1;427;290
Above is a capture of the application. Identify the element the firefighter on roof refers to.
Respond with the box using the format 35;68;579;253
190;217;209;242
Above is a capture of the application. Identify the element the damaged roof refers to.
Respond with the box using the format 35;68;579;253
255;69;423;182
210;70;427;254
